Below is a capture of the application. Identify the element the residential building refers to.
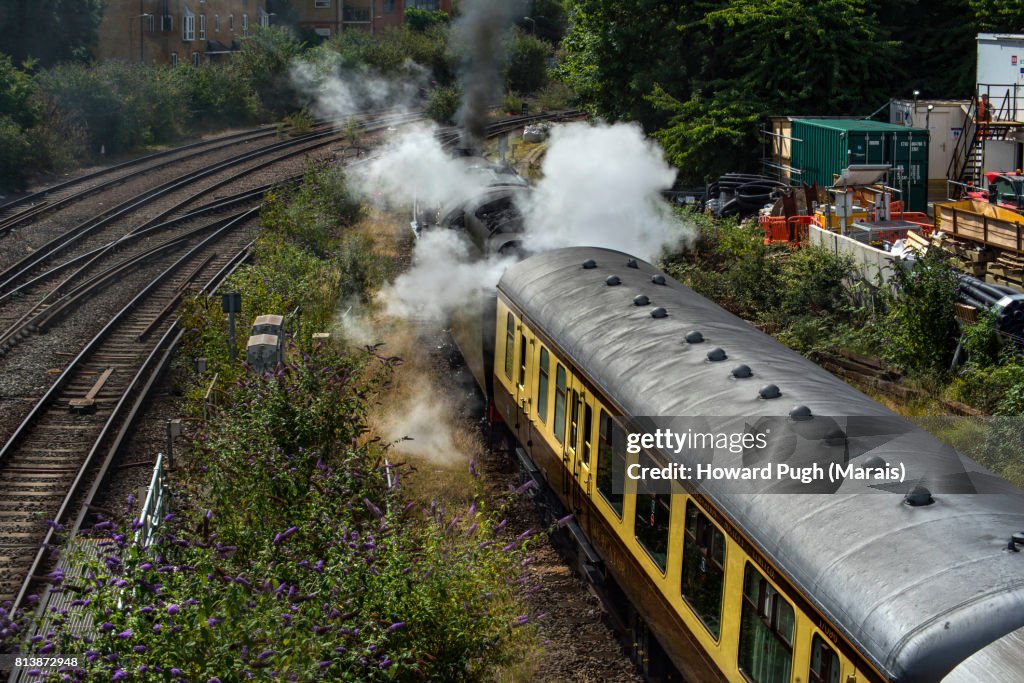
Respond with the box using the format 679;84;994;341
96;0;270;66
282;0;452;39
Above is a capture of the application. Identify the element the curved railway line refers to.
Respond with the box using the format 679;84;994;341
0;112;578;626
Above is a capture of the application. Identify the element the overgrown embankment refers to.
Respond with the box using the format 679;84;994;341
0;165;539;680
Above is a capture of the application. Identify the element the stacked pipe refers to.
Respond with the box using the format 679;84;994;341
957;274;1024;341
706;173;789;218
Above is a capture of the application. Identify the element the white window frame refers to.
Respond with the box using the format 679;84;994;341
183;11;195;42
199;15;206;40
146;14;156;32
315;0;330;7
170;52;179;66
242;13;249;35
314;27;331;37
229;14;234;31
192;51;201;66
214;14;220;32
259;12;270;27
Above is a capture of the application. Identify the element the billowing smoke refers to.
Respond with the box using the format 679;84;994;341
382;229;513;321
352;124;493;209
289;54;427;120
450;0;522;147
352;119;688;323
520;121;686;261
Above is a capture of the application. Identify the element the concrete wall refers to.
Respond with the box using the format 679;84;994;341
807;224;902;284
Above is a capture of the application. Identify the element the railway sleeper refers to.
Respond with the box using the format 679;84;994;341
69;367;114;414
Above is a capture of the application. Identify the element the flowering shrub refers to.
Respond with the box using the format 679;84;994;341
15;346;534;680
0;166;539;679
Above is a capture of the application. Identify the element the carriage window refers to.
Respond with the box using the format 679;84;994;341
596;410;623;516
581;403;592;466
810;635;841;683
681;502;726;639
503;313;514;379
634;453;671;572
553;366;567;443
738;563;794;683
536;348;549;423
518;332;527;387
569;390;580;449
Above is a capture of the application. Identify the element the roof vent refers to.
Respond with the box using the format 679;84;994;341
789;405;812;420
732;364;752;378
606;275;621;286
627;259;639;269
758;384;781;399
862;455;886;469
824;428;847;447
904;485;934;507
582;259;597;269
651;307;668;319
707;348;727;362
633;294;650;306
651;274;667;285
685;331;704;344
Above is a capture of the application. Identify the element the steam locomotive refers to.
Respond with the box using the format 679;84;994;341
426;166;1024;680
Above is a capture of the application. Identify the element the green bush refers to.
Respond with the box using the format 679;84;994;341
534;80;574;111
506;31;550;94
232;26;305;117
961;309;1001;368
35;62;188;155
778;245;854;317
405;8;449;32
882;251;960;373
425;85;460;125
0;116;32;190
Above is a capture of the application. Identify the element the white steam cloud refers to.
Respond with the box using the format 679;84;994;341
353;124;493;208
520;121;683;261
353;120;689;323
289;53;426;120
383;230;514;321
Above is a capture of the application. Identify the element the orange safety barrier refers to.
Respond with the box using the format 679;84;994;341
759;216;789;244
787;216;816;245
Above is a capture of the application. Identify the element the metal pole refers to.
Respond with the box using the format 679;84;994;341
228;310;236;362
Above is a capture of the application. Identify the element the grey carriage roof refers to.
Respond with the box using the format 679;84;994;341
497;246;1024;682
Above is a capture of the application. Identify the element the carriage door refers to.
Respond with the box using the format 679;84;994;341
562;377;586;509
515;325;532;446
573;393;595;517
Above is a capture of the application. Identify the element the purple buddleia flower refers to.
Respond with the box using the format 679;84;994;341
513;615;530;626
386;621;406;632
556;513;574;528
133;645;146;653
258;650;274;661
466;521;479;536
112;670;128;681
495;519;508;533
207;617;222;627
166;604;179;615
116;629;133;639
515;480;535;495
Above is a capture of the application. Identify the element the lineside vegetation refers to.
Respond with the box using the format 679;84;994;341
0;167;540;680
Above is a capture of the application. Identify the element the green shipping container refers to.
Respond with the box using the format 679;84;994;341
790;119;929;212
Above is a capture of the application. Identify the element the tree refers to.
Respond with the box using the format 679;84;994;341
405;8;448;32
506;31;550;94
558;0;700;125
0;0;104;66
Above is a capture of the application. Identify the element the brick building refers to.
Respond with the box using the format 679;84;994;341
284;0;452;39
97;0;270;66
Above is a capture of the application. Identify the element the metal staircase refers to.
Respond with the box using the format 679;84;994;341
948;89;1018;187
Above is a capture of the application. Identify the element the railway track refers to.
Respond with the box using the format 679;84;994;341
0;111;420;294
0;209;259;607
0;108;400;236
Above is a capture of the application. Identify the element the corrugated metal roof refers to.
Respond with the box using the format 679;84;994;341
793;118;929;133
498;246;1024;683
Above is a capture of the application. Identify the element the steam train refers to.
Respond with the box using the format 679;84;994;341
437;229;1024;680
